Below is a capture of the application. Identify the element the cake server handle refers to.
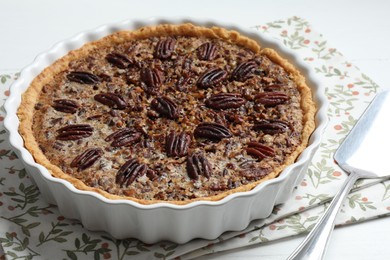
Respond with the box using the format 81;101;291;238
286;171;360;260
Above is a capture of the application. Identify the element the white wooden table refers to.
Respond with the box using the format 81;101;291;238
1;0;390;259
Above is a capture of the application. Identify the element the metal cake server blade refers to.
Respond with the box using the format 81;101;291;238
288;90;390;260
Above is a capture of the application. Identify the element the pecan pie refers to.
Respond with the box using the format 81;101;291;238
18;24;316;205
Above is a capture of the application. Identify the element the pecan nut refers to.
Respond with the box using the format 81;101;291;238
240;167;271;181
105;128;142;147
150;96;178;119
197;42;218;61
67;71;100;84
197;68;227;89
106;53;132;69
116;158;147;187
245;142;275;160
205;93;246;110
70;148;103;171
154;38;176;59
94;92;128;110
140;68;165;94
186;153;212;180
165;131;191;157
231;60;257;82
253;119;290;134
52;99;79;114
56;124;93;141
194;122;232;141
263;84;285;91
255;92;289;106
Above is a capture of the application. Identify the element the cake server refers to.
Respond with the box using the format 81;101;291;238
288;90;390;260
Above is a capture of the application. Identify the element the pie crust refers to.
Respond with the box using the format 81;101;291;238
18;23;316;205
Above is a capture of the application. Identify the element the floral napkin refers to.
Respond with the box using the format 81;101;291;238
1;17;390;260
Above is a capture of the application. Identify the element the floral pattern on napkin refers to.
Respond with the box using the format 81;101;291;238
1;17;390;260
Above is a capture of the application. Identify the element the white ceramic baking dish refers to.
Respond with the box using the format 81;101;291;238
3;17;327;244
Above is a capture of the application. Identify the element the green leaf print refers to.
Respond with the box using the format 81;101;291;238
265;20;285;29
354;73;380;95
320;138;341;159
248;229;269;243
64;235;109;260
0;74;11;84
315;65;349;78
36;220;72;246
307;159;338;188
0;232;40;259
311;40;340;60
282;31;308;50
381;181;390;201
287;16;310;30
347;193;377;211
277;214;319;234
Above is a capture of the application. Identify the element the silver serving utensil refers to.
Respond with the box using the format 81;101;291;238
288;90;390;260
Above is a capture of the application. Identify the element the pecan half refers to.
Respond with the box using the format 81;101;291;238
205;93;246;110
186;153;212;180
56;124;93;141
106;53;132;69
116;158;147;187
253;119;290;134
194;122;232;141
70;148;103;171
150;96;178;119
263;84;285;92
231;60;257;82
140;68;165;94
240;167;270;181
245;142;275;160
67;71;100;84
165;131;191;157
94;92;128;110
197;68;227;89
255;92;289;106
52;99;80;114
105;128;142;147
197;42;218;61
154;38;176;59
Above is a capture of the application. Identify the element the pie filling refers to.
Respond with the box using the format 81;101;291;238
23;25;314;203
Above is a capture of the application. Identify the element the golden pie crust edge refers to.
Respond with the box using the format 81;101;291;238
17;23;316;205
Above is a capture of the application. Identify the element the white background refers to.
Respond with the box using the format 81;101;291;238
1;0;390;259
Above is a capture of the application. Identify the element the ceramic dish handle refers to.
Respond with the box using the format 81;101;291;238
287;172;360;260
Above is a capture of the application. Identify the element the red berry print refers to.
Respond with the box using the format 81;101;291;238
334;125;342;130
333;171;342;177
